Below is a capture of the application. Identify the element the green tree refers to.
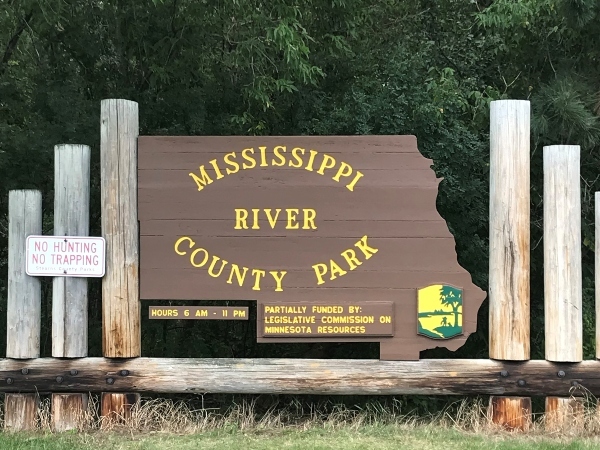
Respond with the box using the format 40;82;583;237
440;285;462;328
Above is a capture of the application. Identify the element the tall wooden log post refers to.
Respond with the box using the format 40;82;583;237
596;192;600;421
51;144;91;431
488;100;532;431
5;190;42;431
543;145;583;431
100;99;141;423
596;192;600;361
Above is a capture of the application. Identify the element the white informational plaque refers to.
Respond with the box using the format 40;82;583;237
26;236;106;277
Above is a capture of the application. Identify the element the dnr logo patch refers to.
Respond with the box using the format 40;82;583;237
417;284;463;339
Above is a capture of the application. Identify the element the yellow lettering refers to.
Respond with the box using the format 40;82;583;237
190;248;209;267
316;154;336;175
209;159;225;180
265;209;281;228
329;259;347;280
312;263;327;285
272;146;286;166
252;269;266;290
304;149;319;171
341;249;362;270
312;306;344;313
189;166;213;191
332;161;353;182
269;270;287;292
184;309;189;317
302;209;317;230
224;151;240;175
151;309;158;316
252;208;260;229
242;148;256;169
207;255;228;278
227;264;249;287
354;235;378;259
346;171;364;191
234;209;248;229
258;146;268;167
286;208;299;229
289;147;305;168
174;236;195;255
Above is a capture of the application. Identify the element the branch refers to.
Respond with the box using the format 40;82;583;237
0;11;34;77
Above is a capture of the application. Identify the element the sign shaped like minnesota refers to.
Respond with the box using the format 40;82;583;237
137;135;486;360
418;284;463;339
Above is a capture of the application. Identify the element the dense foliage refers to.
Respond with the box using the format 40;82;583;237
1;0;599;366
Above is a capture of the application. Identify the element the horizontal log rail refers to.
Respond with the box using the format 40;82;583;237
0;358;598;396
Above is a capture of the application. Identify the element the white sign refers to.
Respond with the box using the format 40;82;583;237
26;236;106;277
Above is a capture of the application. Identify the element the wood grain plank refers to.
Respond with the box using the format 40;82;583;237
139;168;439;189
53;144;90;358
488;100;530;361
101;99;141;358
139;269;478;299
7;190;42;358
1;358;600;396
140;219;453;239
489;397;531;431
138;135;422;157
51;393;88;431
138;150;434;172
544;145;582;362
596;192;600;360
4;394;39;431
140;235;460;270
138;186;442;221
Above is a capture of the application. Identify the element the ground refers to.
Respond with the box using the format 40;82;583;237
2;426;599;450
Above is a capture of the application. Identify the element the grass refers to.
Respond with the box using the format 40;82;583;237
2;425;600;450
1;397;600;449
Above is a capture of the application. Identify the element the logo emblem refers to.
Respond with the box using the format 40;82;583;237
417;284;463;339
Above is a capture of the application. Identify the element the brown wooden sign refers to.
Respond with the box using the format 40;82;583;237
149;306;249;320
138;136;486;359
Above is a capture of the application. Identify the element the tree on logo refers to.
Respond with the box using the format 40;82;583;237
440;285;462;327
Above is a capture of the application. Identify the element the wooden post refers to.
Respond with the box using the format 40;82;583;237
5;190;42;431
53;144;90;357
544;145;582;362
487;100;531;431
100;393;138;428
596;192;600;360
4;394;40;432
545;397;584;432
100;99;141;417
488;397;531;431
544;145;583;423
51;394;89;432
51;144;91;431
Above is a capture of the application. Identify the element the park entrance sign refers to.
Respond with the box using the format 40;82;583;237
5;99;590;433
138;136;485;359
